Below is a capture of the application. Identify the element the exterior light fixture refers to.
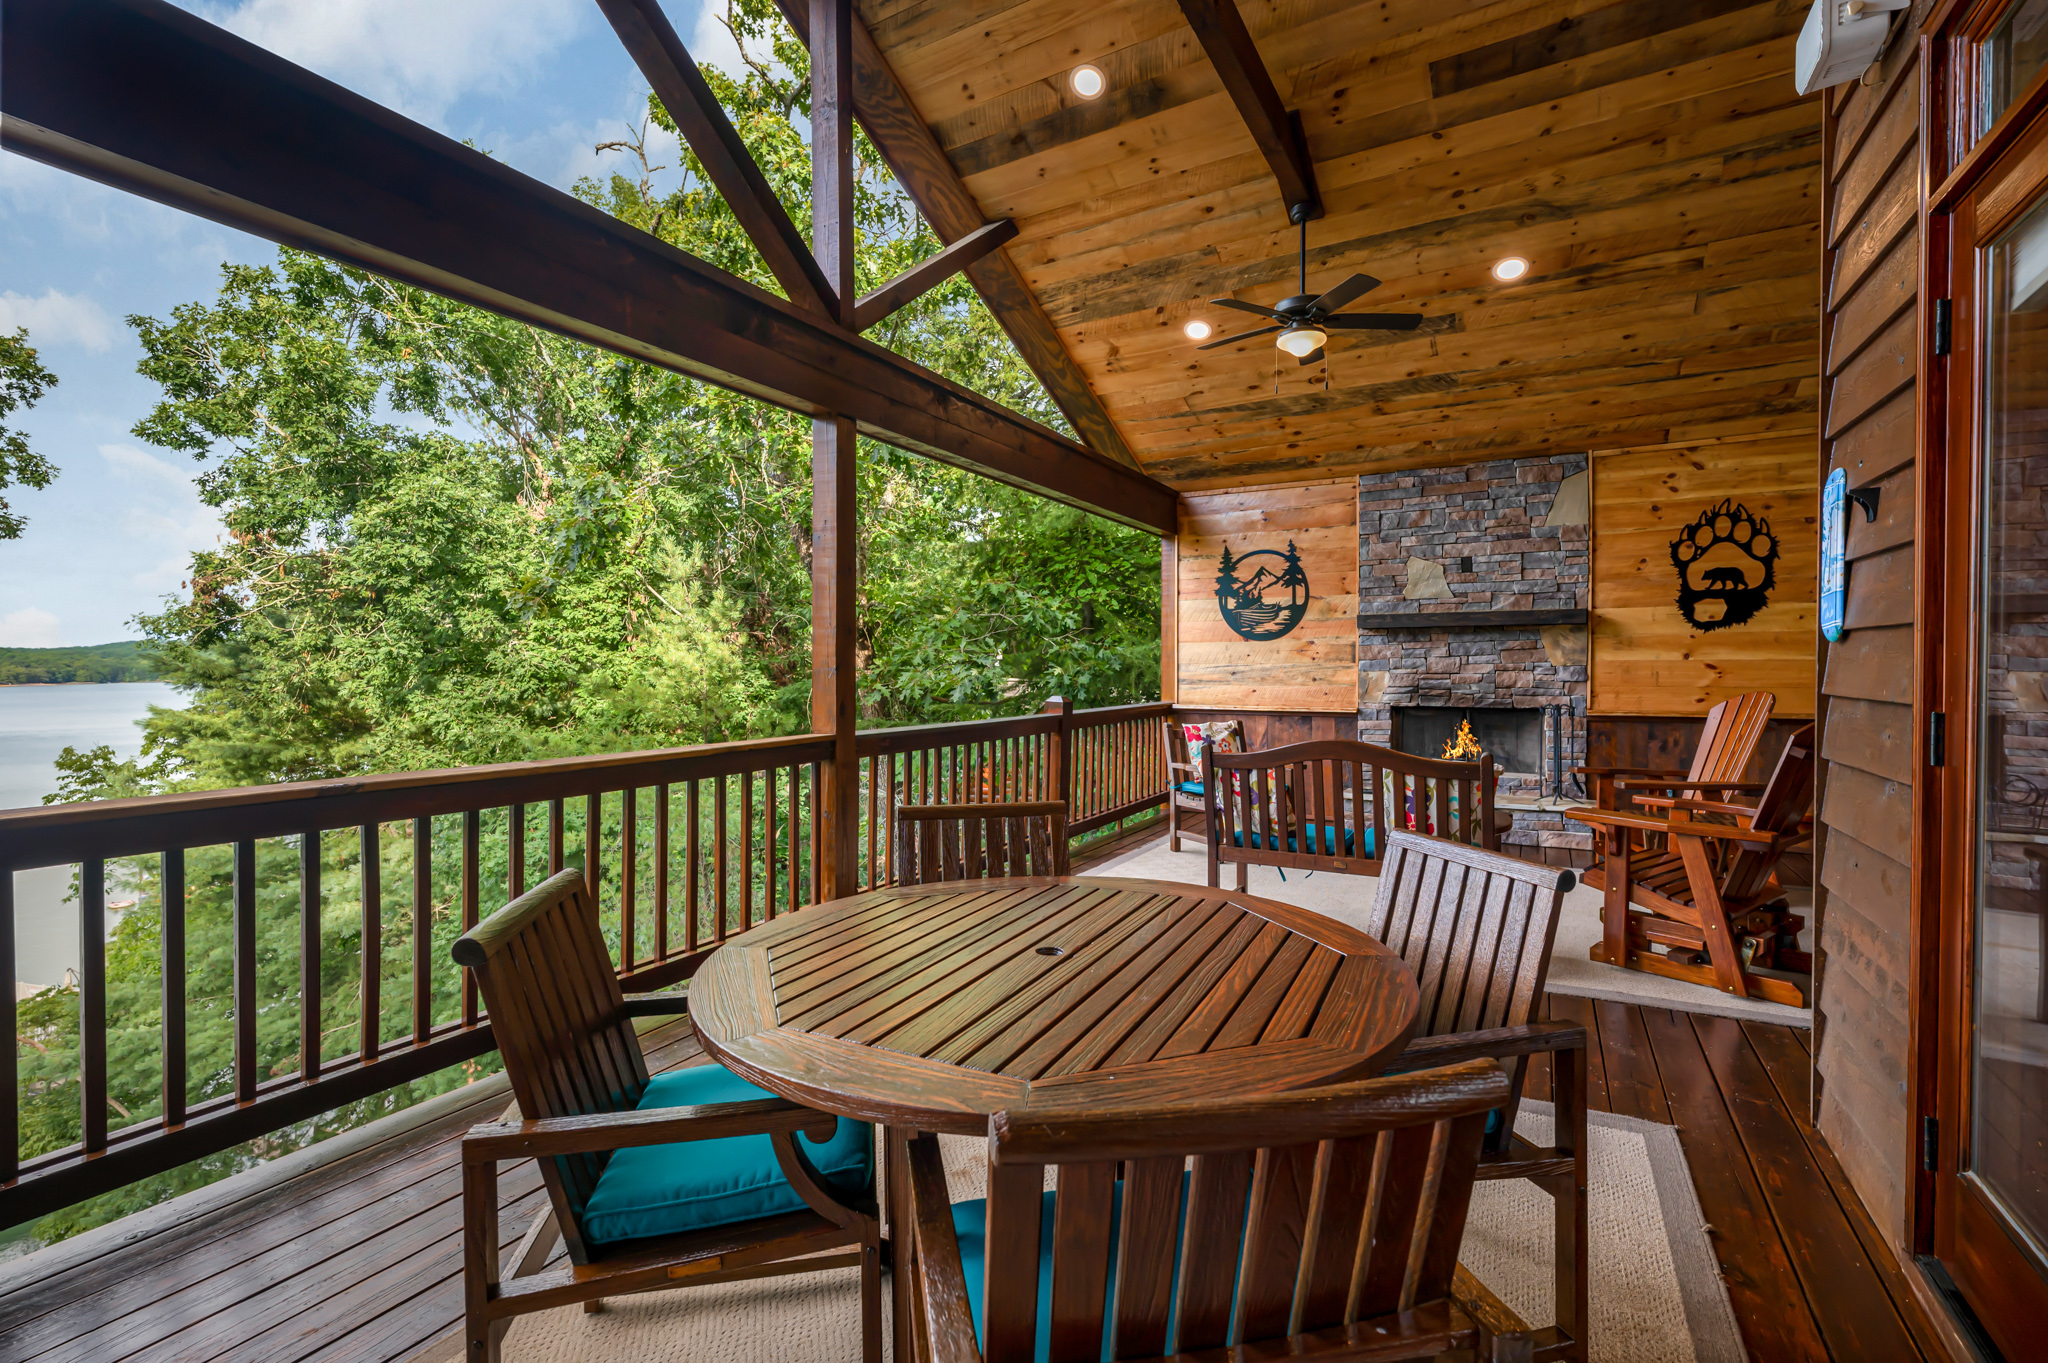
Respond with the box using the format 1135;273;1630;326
1275;323;1327;358
1184;318;1213;341
1491;256;1530;282
1070;64;1106;99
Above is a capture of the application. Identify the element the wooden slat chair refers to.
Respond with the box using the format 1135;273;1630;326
453;867;882;1362
900;1057;1546;1363
1367;830;1588;1362
1160;716;1246;851
1568;723;1816;1007
1204;738;1499;891
897;801;1070;884
1573;690;1776;892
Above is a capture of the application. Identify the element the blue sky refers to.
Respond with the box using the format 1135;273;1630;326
0;0;746;647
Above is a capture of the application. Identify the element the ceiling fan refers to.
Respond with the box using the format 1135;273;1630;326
1200;220;1423;365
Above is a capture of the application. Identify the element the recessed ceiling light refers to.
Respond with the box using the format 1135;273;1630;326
1184;319;1213;341
1070;64;1106;99
1491;256;1530;282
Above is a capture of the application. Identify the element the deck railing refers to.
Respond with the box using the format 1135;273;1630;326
1;701;1169;1225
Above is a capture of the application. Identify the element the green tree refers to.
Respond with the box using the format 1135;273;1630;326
0;328;59;539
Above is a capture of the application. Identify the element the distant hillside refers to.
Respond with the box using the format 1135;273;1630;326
0;641;162;684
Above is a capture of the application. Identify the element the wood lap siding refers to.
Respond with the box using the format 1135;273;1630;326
1813;15;1924;1248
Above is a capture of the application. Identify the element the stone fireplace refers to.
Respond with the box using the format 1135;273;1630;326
1357;454;1593;858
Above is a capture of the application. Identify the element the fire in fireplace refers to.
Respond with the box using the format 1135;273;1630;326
1392;706;1543;775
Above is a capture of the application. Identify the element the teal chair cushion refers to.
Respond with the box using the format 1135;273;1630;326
579;1062;873;1246
954;1188;1118;1363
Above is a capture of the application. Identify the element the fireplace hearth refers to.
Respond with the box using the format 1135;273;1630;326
1393;706;1543;775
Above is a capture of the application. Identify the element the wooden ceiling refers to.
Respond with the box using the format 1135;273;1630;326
859;0;1820;490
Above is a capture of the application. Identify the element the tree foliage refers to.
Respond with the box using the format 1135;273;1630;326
0;328;59;539
15;3;1158;1246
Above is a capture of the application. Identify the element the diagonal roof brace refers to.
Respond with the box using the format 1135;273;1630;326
1176;0;1321;224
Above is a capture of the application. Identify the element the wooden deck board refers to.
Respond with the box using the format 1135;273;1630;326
0;966;1952;1361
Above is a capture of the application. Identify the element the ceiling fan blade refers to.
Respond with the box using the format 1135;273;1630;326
1198;325;1282;349
1325;312;1425;331
1309;273;1380;315
1210;297;1283;319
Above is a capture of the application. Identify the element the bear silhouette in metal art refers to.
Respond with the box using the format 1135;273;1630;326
1215;541;1309;641
1669;500;1777;631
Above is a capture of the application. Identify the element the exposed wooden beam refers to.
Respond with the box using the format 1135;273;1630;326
853;219;1018;332
1175;0;1320;223
0;0;1175;536
772;0;1140;470
808;0;859;901
594;0;837;320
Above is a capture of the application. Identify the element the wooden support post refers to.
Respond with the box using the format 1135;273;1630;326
811;0;859;901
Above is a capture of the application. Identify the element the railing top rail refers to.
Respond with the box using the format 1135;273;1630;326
0;733;836;871
853;711;1059;753
1068;701;1174;724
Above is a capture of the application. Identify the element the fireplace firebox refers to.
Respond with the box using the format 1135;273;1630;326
1392;706;1543;775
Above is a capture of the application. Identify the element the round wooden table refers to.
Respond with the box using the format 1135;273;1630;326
688;875;1420;1135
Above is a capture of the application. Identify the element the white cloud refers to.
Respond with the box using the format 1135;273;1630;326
0;289;116;351
198;0;586;122
98;444;225;592
0;607;63;648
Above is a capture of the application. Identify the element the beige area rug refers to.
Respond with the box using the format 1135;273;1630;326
1083;841;1812;1028
439;1104;1742;1363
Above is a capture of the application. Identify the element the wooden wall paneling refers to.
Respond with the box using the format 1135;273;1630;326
1174;480;1358;712
1812;23;1923;1251
1171;709;1352;753
1588;433;1819;717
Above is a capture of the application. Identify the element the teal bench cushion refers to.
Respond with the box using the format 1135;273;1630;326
579;1062;873;1246
1221;824;1371;858
1174;780;1206;796
954;1188;1117;1363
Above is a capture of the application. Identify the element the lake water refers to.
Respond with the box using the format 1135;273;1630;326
3;683;185;988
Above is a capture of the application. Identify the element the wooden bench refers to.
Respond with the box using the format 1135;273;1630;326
1203;738;1500;889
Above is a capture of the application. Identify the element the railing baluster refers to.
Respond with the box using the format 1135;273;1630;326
161;849;185;1127
714;774;729;941
654;784;670;959
548;799;564;874
509;803;526;900
620;787;637;970
80;859;108;1151
787;764;801;908
740;770;754;932
360;824;380;1064
462;810;480;1027
685;779;701;954
765;766;778;920
583;793;601;915
1;874;14;1181
863;755;877;890
810;761;822;900
411;818;431;1045
300;833;320;1082
233;840;257;1104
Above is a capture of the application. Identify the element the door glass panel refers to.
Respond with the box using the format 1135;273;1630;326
1975;193;2048;1262
1985;0;2048;134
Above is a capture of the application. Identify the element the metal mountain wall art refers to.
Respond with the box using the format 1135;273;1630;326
1216;541;1309;641
1669;499;1778;632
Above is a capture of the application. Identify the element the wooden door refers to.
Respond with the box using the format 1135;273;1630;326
1928;13;2048;1342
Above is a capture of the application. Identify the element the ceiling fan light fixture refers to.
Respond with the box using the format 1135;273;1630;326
1070;64;1106;99
1183;318;1213;341
1276;323;1326;358
1491;255;1530;282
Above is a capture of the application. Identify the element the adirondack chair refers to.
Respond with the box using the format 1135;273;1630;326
1161;716;1246;851
898;1057;1545;1363
1573;690;1777;892
1204;738;1499;890
895;801;1070;884
1368;830;1588;1362
1568;724;1816;1007
453;868;881;1362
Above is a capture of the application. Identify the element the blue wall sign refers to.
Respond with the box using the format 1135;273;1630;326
1820;467;1847;643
